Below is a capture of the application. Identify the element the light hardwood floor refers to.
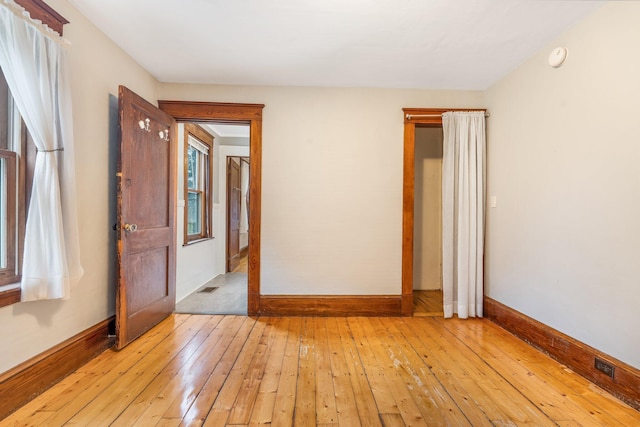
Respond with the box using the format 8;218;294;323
413;290;443;317
4;314;639;426
232;253;248;274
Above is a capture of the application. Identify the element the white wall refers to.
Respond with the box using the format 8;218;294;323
158;84;483;295
0;0;158;373
413;127;443;290
485;2;640;368
175;123;222;302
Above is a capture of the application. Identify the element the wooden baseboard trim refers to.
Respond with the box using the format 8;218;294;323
0;316;115;419
484;297;640;411
259;295;402;316
239;246;248;257
0;287;20;308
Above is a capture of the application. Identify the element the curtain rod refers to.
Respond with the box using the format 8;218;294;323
406;112;490;120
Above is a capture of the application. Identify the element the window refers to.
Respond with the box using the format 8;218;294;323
0;150;17;283
184;123;214;243
0;67;34;291
0;0;68;307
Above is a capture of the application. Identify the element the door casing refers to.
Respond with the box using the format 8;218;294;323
401;108;486;315
158;101;264;315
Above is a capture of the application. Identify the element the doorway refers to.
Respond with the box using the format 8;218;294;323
174;122;251;315
159;101;264;315
413;126;444;317
401;107;486;315
227;156;250;273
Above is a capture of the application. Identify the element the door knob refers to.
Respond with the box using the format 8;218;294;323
123;223;138;232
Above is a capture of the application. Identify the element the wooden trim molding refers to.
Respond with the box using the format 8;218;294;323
0;316;114;419
14;0;69;35
258;295;402;316
484;297;640;411
158;101;264;316
0;287;20;308
183;123;214;244
158;101;264;123
401;107;486;315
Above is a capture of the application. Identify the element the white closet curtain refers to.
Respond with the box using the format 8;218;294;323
0;0;83;301
442;111;485;318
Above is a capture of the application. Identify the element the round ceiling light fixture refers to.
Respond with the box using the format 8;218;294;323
548;47;568;68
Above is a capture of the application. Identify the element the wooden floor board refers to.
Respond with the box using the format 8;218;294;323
347;317;401;416
314;318;339;425
325;318;363;427
3;314;639;427
335;317;382;427
358;317;429;426
247;317;289;425
444;318;639;426
112;315;227;425
76;315;216;426
270;317;302;427
413;290;443;316
6;314;195;427
294;317;317;426
180;316;257;426
408;317;557;426
377;317;476;426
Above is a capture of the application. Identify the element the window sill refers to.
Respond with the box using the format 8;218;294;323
0;286;21;308
183;236;214;247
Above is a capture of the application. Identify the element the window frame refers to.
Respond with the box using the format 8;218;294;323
0;72;27;305
0;0;66;308
0;149;18;285
183;123;214;244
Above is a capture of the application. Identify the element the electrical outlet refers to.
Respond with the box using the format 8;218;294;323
594;357;615;379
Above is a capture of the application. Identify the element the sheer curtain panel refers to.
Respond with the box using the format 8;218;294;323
442;111;486;318
0;0;83;301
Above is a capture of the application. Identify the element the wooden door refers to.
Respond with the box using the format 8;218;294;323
227;157;241;272
116;86;176;349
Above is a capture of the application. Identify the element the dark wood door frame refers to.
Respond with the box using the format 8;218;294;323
401;108;486;315
226;156;242;273
158;101;264;315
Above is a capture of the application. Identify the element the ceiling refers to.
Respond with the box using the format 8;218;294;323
67;0;603;90
204;123;250;138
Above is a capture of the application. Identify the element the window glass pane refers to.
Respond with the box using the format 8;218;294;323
199;152;208;191
187;190;201;236
0;67;9;150
187;145;199;190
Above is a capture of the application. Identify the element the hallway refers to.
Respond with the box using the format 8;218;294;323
174;253;248;315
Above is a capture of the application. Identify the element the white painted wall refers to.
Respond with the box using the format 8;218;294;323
0;0;158;373
413;127;443;290
485;2;640;368
158;84;483;295
175;123;222;302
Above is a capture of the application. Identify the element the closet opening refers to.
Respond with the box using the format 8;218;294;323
412;125;444;316
401;107;486;316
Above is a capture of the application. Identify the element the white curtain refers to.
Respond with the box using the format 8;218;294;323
442;111;485;318
0;0;83;301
